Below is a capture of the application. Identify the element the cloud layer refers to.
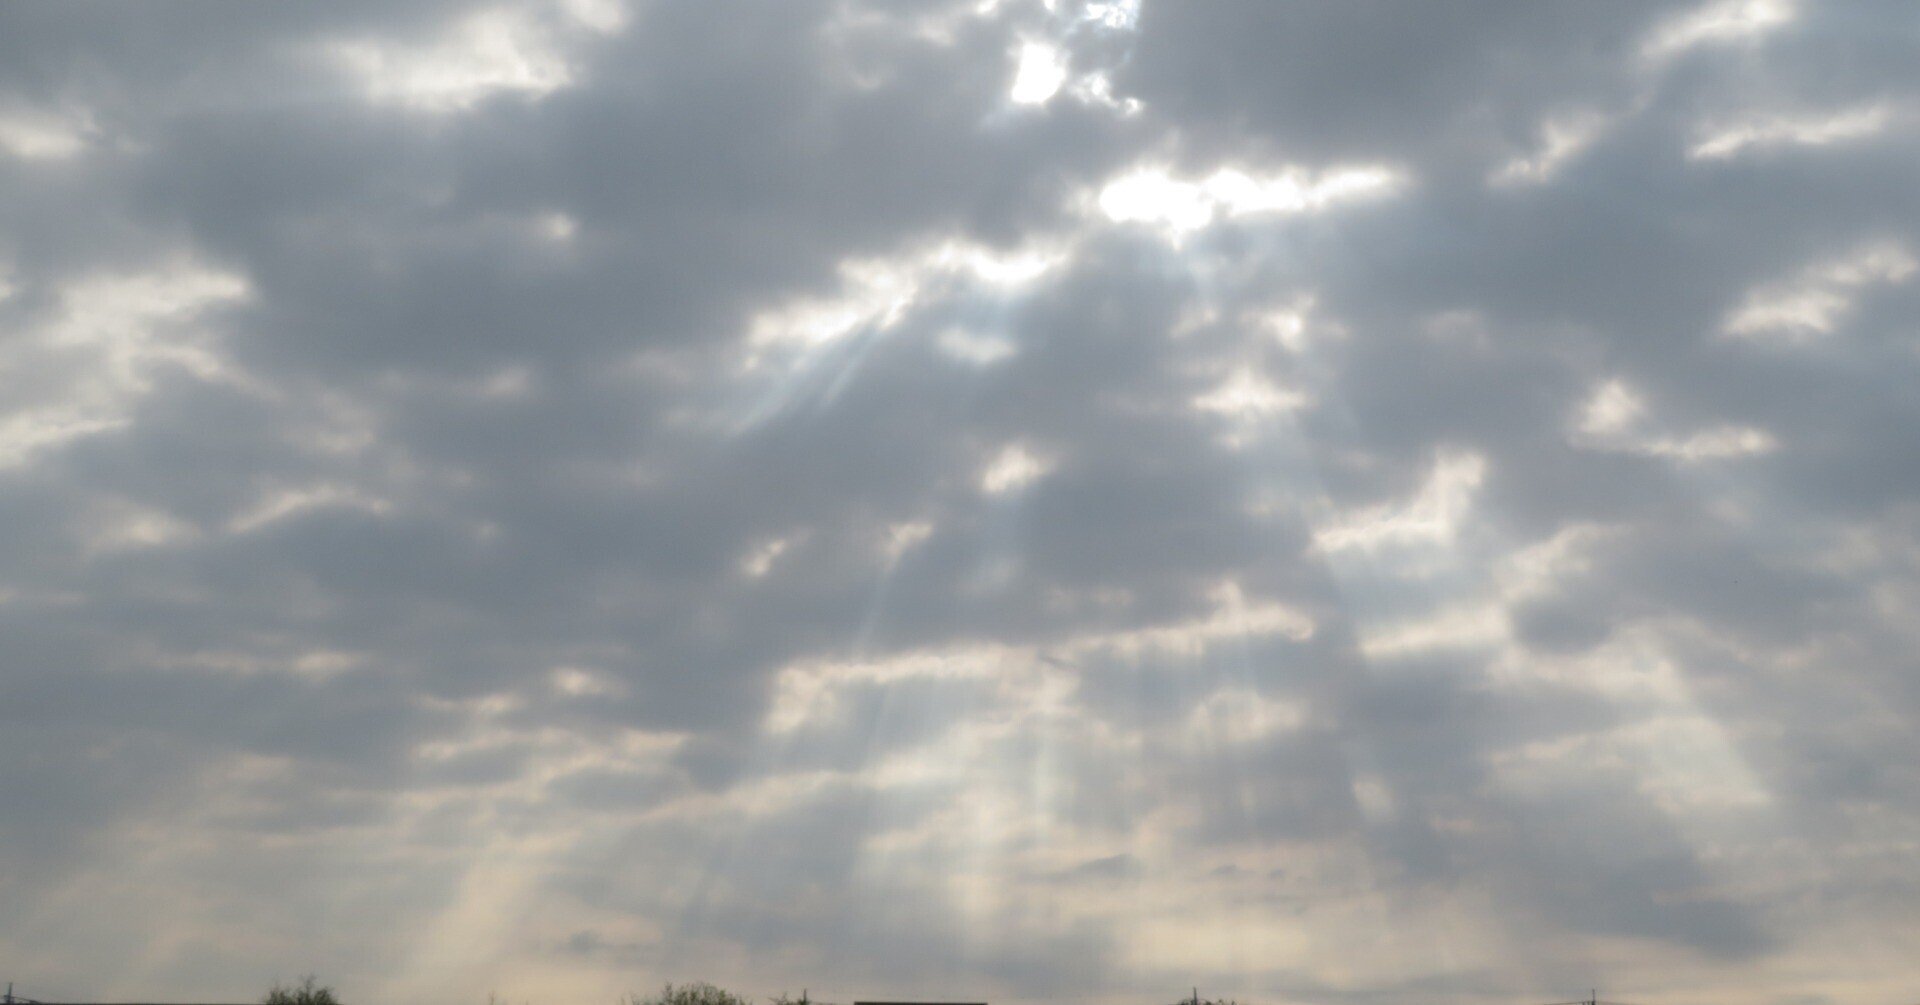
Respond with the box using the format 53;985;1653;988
4;2;1920;1004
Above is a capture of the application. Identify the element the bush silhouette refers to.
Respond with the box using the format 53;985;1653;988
262;977;340;1005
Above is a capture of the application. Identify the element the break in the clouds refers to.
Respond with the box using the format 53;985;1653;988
4;2;1920;1004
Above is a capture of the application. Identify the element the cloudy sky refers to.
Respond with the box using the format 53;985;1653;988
4;2;1920;1004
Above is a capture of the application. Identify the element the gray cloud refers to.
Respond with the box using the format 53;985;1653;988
3;2;1920;1004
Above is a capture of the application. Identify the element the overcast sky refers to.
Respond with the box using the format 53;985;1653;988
3;2;1920;1004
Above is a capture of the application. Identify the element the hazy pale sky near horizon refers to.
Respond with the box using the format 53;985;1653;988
4;2;1920;1003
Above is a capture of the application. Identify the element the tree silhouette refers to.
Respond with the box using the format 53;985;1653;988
624;983;751;1005
262;977;340;1005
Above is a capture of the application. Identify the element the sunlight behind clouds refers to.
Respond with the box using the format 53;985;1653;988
7;1;1920;1002
1009;42;1067;105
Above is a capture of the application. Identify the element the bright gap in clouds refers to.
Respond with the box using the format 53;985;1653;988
1009;42;1067;105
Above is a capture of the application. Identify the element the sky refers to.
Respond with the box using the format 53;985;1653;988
3;2;1920;1004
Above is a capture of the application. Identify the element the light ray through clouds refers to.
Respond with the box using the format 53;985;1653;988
5;0;1920;1003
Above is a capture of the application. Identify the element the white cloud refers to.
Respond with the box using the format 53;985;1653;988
1573;379;1776;461
1;259;250;468
1577;378;1646;438
1315;450;1486;553
550;665;623;697
1491;632;1773;815
1643;425;1777;461
1690;103;1892;160
883;518;935;562
13;4;1920;1001
936;327;1018;366
980;442;1052;495
739;532;802;578
1491;112;1610;186
1644;0;1794;59
1358;601;1510;659
746;239;1063;355
1192;365;1307;420
1081;0;1140;31
1186;686;1306;745
1097;163;1403;237
1192;364;1308;448
0;104;92;161
78;498;201;554
226;483;396;534
1723;240;1917;341
331;8;579;113
763;579;1313;734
